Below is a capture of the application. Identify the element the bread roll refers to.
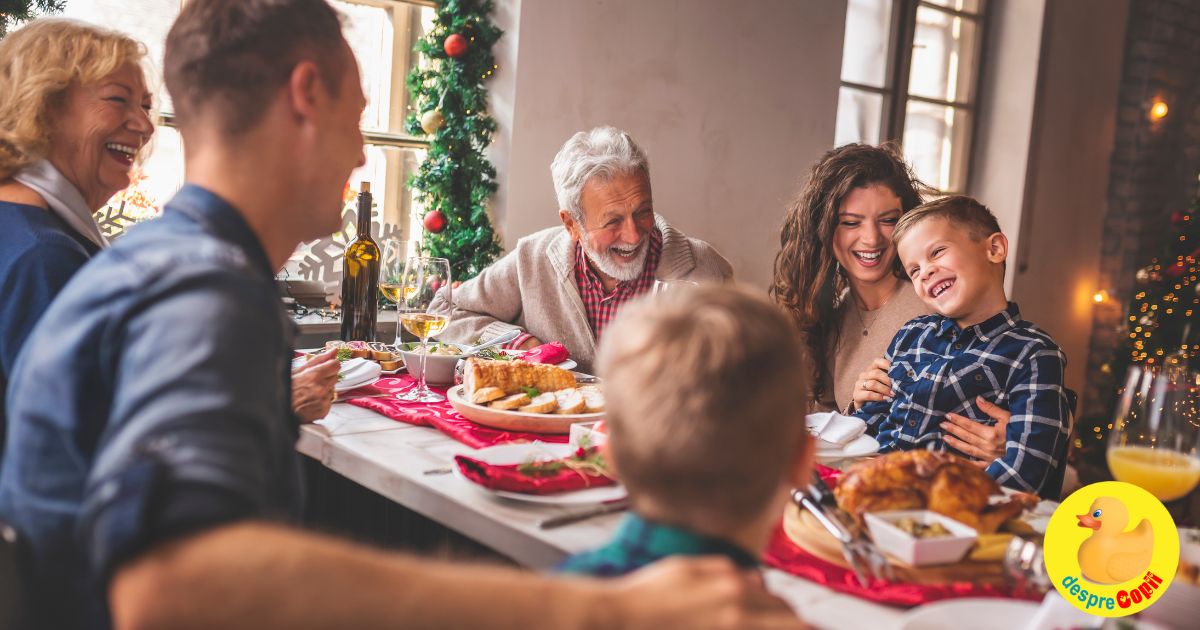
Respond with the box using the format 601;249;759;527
519;392;558;414
553;389;586;415
490;393;531;410
464;358;575;395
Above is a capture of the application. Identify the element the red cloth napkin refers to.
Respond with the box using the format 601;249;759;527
521;342;569;365
815;463;843;487
763;523;1038;607
454;453;615;494
341;376;569;449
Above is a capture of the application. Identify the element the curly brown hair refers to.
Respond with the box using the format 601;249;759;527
770;143;927;401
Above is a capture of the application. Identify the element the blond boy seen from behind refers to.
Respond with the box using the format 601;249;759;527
558;285;815;579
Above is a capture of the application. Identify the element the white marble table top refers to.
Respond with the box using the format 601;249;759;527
300;403;962;629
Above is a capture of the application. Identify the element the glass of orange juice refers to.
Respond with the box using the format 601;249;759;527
1107;365;1200;502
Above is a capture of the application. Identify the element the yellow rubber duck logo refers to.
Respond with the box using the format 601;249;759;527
1075;496;1153;584
1043;481;1179;617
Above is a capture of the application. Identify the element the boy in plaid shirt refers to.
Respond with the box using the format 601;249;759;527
854;196;1070;498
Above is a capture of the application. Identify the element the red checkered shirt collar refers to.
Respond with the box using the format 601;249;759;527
573;228;663;341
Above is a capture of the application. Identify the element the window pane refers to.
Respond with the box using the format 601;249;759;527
834;86;884;147
922;0;982;14
902;101;971;192
284;146;424;284
56;0;180;112
909;6;979;104
331;1;434;134
840;0;894;88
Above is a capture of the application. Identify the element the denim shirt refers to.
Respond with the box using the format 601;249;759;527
0;185;303;630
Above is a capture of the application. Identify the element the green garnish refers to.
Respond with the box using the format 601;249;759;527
521;386;541;398
336;348;354;362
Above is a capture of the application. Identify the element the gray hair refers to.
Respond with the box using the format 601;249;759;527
550;126;650;221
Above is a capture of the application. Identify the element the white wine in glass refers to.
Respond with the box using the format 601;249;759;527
396;257;452;403
1107;365;1200;502
378;239;409;344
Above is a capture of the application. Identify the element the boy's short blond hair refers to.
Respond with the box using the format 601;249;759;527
893;195;1002;246
596;285;809;531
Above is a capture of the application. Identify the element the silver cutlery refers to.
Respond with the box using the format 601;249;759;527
538;499;629;529
808;477;893;582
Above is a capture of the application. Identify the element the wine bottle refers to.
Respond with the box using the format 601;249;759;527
340;182;380;341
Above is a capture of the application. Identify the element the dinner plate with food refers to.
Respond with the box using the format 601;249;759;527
447;358;604;433
452;442;626;506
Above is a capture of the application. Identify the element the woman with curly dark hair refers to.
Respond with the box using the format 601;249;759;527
772;143;1010;464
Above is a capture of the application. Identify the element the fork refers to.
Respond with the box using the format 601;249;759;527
792;489;874;587
807;478;894;582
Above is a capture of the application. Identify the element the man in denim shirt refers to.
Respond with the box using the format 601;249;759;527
0;3;805;630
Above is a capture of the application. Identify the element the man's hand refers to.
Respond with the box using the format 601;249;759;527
605;557;807;630
291;350;340;422
941;396;1011;467
850;358;892;411
516;336;543;351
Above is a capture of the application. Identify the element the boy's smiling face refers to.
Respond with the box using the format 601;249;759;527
897;216;1010;328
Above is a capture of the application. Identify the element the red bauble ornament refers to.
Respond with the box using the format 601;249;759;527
1165;262;1184;278
1171;211;1187;225
423;210;447;233
444;33;468;58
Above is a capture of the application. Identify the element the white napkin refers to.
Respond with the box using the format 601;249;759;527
336;358;381;390
13;159;108;249
806;412;868;448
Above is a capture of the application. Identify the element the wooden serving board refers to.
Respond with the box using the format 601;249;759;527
446;385;604;434
782;504;1007;586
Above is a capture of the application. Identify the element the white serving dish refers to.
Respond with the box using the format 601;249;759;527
864;509;977;566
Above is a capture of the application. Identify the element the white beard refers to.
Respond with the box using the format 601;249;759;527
583;236;649;282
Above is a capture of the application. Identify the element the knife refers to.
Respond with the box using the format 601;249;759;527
538;499;629;529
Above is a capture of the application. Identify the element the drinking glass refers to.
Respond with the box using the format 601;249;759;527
378;239;409;345
1107;364;1200;502
651;279;699;294
396;257;452;403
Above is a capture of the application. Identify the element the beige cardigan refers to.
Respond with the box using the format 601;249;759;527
432;215;733;373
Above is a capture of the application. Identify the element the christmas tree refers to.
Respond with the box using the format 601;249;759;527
0;0;64;37
1117;189;1199;371
405;0;502;282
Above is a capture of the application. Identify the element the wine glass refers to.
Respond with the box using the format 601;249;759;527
1107;364;1200;502
378;239;409;345
396;257;452;403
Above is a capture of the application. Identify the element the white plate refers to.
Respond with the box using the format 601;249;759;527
499;349;577;371
899;599;1039;630
814;434;879;461
454;442;626;506
334;358;382;393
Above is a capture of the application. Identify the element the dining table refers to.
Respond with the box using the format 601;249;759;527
299;401;1063;629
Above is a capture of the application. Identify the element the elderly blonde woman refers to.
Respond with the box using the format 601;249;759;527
0;19;339;455
434;126;734;373
0;19;153;453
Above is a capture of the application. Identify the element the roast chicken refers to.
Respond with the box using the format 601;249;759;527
834;450;1038;534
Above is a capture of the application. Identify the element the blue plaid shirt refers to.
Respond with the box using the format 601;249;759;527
556;513;759;577
854;303;1069;498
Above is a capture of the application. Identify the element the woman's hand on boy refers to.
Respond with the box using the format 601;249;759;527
851;358;893;411
941;397;1011;466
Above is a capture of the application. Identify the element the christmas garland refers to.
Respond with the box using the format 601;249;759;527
0;0;63;36
405;0;502;282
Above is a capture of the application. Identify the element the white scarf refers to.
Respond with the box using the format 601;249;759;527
12;159;108;249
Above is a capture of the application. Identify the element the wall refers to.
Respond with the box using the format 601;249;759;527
1082;0;1200;421
1008;0;1130;411
969;0;1045;297
490;0;847;288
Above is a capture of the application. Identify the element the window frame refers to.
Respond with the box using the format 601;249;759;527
838;0;990;194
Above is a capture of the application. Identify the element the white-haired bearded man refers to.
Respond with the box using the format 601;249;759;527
435;126;733;372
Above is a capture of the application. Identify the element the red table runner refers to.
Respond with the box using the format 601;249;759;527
341;376;570;449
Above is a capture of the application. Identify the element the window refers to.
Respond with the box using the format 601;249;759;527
41;0;435;283
835;0;986;193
